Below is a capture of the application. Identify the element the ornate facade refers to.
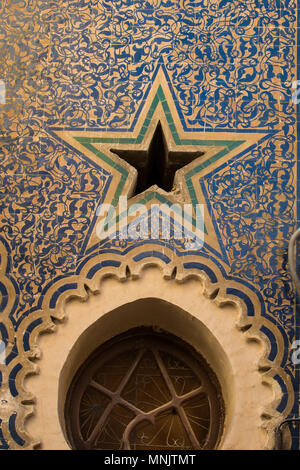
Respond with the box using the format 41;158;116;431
0;0;298;449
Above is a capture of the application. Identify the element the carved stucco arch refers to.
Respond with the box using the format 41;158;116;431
15;250;293;450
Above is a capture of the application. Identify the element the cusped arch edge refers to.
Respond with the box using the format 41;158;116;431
14;250;293;450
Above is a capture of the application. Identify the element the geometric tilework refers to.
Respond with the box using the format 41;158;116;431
0;0;299;448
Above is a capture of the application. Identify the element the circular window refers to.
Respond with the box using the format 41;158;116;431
65;328;224;450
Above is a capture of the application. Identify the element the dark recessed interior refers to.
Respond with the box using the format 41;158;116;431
111;122;205;195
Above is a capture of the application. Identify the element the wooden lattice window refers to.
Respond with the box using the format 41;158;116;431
65;328;224;450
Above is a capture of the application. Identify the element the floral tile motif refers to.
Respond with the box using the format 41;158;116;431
0;0;298;448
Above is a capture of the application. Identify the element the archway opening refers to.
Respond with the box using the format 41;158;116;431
25;269;274;450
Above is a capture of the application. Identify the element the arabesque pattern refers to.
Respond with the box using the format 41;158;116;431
0;0;298;449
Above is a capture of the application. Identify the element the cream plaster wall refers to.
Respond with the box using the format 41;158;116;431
25;267;275;450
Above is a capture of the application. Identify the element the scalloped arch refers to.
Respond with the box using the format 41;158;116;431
20;252;294;450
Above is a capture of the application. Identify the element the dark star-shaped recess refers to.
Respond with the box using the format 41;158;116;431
50;79;271;256
111;121;205;195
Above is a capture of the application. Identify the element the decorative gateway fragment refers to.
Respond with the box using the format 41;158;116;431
0;0;298;451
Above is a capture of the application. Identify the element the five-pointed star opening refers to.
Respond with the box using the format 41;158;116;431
111;121;205;195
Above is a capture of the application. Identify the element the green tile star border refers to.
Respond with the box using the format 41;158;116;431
49;70;275;259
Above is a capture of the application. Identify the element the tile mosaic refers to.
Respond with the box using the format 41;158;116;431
0;0;298;448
